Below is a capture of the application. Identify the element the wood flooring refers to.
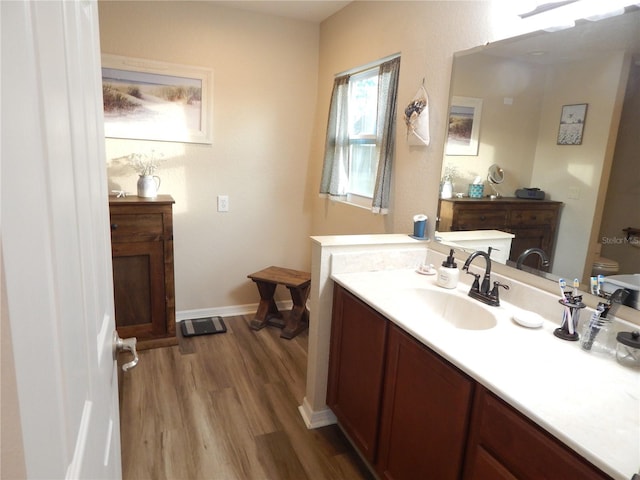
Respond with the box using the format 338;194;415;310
119;314;373;480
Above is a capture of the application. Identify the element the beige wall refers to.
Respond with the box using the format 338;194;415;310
443;53;546;196
99;1;530;313
99;1;319;311
1;254;27;479
309;1;501;239
599;63;640;274
531;52;628;281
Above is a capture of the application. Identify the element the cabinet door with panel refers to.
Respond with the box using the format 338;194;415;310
109;195;177;350
463;386;611;480
376;324;475;480
327;285;388;463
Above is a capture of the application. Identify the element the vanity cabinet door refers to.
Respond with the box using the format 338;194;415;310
463;386;611;480
327;285;388;463
376;324;474;480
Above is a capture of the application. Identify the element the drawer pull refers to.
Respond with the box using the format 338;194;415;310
111;223;118;230
480;215;486;221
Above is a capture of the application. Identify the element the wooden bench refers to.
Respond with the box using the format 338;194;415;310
247;266;311;339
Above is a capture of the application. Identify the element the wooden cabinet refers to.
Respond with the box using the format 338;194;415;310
328;284;611;480
463;386;610;480
438;198;562;269
327;286;388;462
377;324;474;480
328;285;473;478
109;195;177;350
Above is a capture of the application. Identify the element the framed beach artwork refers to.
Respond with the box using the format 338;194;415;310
445;96;482;156
557;103;588;145
101;54;213;144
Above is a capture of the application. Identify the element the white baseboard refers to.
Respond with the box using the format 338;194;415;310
176;300;293;322
298;397;337;429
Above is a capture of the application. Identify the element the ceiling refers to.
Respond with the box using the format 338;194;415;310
211;1;352;23
476;8;640;65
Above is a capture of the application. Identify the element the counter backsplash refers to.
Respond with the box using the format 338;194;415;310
329;246;637;334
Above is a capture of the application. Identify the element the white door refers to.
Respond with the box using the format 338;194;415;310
1;1;125;477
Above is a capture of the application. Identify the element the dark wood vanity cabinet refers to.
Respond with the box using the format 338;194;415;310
377;324;474;480
438;198;562;268
328;285;474;478
463;386;611;480
109;195;177;350
328;284;611;480
327;285;388;463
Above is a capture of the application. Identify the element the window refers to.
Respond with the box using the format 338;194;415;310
319;56;400;214
347;67;379;202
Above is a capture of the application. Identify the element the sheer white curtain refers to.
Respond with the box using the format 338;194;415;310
319;75;350;200
372;57;400;214
319;57;400;214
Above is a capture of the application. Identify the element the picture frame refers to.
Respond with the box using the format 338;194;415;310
557;103;588;145
101;54;213;144
445;96;483;156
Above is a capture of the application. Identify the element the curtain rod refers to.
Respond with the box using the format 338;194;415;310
335;52;401;77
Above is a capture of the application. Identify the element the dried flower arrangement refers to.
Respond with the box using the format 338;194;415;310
404;98;427;127
442;164;458;182
127;150;165;176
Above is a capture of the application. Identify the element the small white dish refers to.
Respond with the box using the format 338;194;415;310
512;310;544;328
416;266;436;276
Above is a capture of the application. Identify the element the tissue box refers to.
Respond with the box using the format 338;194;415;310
468;184;484;198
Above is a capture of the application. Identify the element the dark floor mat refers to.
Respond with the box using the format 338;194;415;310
181;316;227;337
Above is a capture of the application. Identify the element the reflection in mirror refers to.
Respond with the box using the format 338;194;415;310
436;8;640;309
487;163;504;198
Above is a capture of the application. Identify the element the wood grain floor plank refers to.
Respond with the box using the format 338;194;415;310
255;430;310;480
120;314;371;480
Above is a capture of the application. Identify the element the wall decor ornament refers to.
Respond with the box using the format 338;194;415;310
557;103;588;145
404;82;430;146
102;54;213;144
445;96;483;156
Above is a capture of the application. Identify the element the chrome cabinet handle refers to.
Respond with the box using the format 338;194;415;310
113;331;139;372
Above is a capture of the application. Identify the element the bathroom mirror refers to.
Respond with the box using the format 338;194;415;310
437;8;640;306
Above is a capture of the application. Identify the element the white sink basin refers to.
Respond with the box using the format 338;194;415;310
395;288;498;330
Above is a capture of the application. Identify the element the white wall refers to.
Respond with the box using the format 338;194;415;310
99;1;319;311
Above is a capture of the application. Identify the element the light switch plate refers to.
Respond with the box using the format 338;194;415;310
217;195;229;212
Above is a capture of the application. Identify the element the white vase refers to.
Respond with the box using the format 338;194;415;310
440;180;453;199
137;175;161;198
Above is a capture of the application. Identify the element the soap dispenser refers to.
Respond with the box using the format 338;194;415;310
437;249;459;289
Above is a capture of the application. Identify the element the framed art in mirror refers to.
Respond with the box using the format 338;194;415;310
557;103;588;145
445;96;482;156
101;54;213;144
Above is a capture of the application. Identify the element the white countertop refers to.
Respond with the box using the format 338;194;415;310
332;268;640;480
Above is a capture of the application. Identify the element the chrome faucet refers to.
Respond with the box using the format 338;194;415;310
462;247;509;306
516;247;550;270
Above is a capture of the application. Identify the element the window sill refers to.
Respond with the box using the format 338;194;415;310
335;194;372;211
